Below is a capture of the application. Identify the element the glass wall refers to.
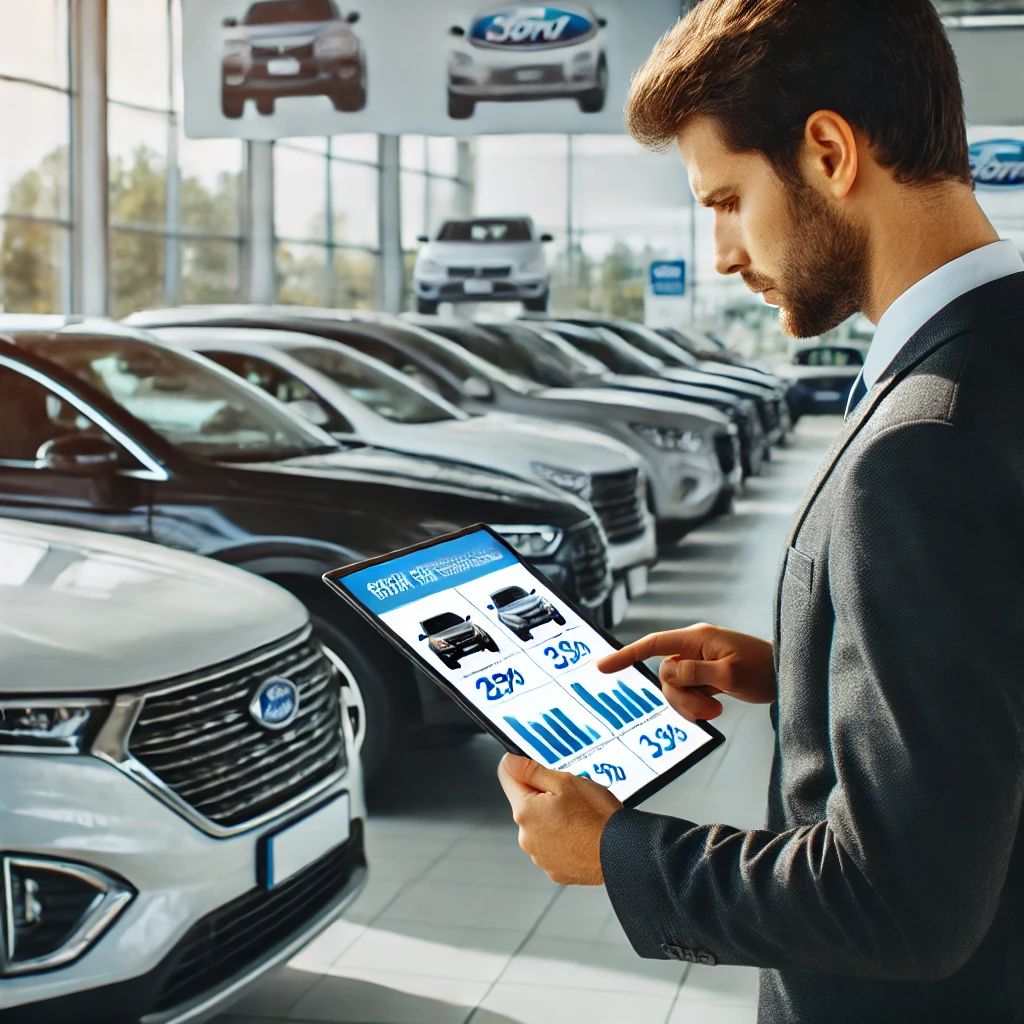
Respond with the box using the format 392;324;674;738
0;1;72;313
274;135;380;309
107;0;246;319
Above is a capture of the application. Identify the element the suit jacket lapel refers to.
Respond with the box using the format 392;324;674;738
771;271;1024;658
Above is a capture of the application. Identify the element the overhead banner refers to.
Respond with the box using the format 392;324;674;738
181;0;681;138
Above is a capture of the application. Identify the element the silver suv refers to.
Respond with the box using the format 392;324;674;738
413;216;552;314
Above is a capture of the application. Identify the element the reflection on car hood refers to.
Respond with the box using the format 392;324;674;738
421;241;538;267
537;387;731;427
501;594;546;618
0;518;306;695
434;622;477;643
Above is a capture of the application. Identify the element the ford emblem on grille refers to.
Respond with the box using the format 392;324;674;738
250;677;300;730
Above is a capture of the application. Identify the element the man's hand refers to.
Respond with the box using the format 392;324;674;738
497;754;623;886
596;623;776;721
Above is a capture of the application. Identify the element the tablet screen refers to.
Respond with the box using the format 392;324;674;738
330;527;722;803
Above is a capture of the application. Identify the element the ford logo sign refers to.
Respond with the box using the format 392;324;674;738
250;677;300;730
470;6;598;48
970;140;1024;189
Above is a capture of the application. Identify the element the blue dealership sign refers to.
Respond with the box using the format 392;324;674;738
969;140;1024;189
649;260;687;296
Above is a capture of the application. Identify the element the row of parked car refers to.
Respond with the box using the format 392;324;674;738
0;304;794;1023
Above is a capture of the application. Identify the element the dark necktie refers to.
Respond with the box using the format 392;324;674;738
845;371;868;420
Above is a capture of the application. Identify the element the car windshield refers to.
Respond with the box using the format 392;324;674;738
543;323;662;377
245;0;335;24
476;323;604;388
601;322;700;369
422;612;464;633
437;219;532;243
492;586;527;607
289;346;464;424
21;333;338;462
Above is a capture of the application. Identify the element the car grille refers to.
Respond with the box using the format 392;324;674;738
714;433;737;475
481;265;512;278
590;469;646;543
148;820;365;1016
808;375;854;392
440;280;519;298
448;266;475;278
128;632;346;829
252;43;314;59
568;522;611;607
491;65;565;86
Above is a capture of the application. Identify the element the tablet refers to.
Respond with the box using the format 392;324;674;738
323;525;724;806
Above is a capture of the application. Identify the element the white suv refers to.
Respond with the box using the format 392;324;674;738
0;518;365;1024
413;216;552;314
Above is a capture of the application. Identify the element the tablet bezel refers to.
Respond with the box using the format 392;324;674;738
323;523;725;807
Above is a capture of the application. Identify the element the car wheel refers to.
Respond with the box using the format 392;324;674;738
448;90;475;119
523;290;549;312
577;56;607;114
222;91;244;119
331;83;366;112
417;298;440;314
256;97;275;116
309;609;401;785
516;630;532;642
553;615;566;626
656;521;693;549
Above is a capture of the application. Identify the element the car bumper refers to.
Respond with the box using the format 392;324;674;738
0;751;366;1023
642;449;726;524
223;59;362;97
607;511;657;575
414;276;548;303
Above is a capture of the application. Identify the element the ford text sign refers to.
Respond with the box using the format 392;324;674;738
469;6;599;48
650;260;687;297
970;140;1024;189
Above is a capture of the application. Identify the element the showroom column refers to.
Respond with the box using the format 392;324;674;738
456;139;475;218
245;141;276;304
378;134;404;314
70;0;108;315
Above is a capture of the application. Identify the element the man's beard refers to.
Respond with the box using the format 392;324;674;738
742;183;870;338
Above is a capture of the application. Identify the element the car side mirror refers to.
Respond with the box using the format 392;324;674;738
597;16;607;27
36;435;120;475
222;16;238;27
487;604;494;610
417;633;427;642
417;234;430;243
465;615;472;621
460;376;492;400
345;11;360;23
287;398;330;427
450;25;465;36
530;589;536;594
540;233;553;243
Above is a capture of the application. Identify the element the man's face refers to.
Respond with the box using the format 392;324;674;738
677;117;869;338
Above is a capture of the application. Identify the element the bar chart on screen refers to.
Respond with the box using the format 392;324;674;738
502;691;606;765
569;676;664;731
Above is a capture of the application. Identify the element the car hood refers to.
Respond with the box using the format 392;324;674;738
695;361;781;388
500;594;546;618
422;414;640;474
230;20;340;46
775;364;861;381
660;367;773;399
535;387;731;428
599;374;741;411
421;241;539;266
0;518;307;695
433;622;477;643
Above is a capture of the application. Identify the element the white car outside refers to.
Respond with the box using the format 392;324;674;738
0;517;365;1024
413;216;551;314
150;325;658;595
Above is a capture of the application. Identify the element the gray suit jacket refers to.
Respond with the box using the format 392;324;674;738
601;272;1024;1023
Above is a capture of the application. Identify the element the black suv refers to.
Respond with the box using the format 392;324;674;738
488;586;565;641
419;612;499;670
0;319;611;780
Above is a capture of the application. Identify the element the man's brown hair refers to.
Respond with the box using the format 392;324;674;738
627;0;972;187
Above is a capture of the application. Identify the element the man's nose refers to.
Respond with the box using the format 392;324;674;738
714;223;748;277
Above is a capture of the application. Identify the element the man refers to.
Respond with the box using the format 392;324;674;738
497;1;1024;1020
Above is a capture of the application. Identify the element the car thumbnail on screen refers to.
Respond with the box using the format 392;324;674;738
488;585;566;641
418;611;500;670
447;3;609;120
221;0;367;119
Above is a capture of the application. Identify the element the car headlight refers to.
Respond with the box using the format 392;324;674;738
0;700;108;754
491;525;564;557
417;258;445;277
1;856;134;975
630;424;707;453
531;463;593;501
430;637;454;651
315;31;359;57
223;39;251;61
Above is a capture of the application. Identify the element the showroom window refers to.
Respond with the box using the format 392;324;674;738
274;135;380;309
107;0;246;319
0;0;73;313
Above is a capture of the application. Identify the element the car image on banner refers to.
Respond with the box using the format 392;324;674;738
447;3;608;120
221;0;367;119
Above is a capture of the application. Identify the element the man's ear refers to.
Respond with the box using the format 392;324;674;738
801;110;859;200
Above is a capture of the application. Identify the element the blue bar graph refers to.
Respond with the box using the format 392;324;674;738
572;679;661;730
505;707;601;765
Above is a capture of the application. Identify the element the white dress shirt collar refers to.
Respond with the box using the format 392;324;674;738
861;239;1024;390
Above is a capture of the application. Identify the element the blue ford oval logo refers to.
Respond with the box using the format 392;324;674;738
250;677;300;730
970;140;1024;189
469;6;597;48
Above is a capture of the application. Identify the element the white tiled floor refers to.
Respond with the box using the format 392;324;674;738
216;417;840;1024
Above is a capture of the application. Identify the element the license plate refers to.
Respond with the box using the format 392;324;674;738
626;565;649;599
609;581;629;626
267;57;301;76
464;279;494;295
262;793;349;890
515;68;545;82
814;390;842;401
